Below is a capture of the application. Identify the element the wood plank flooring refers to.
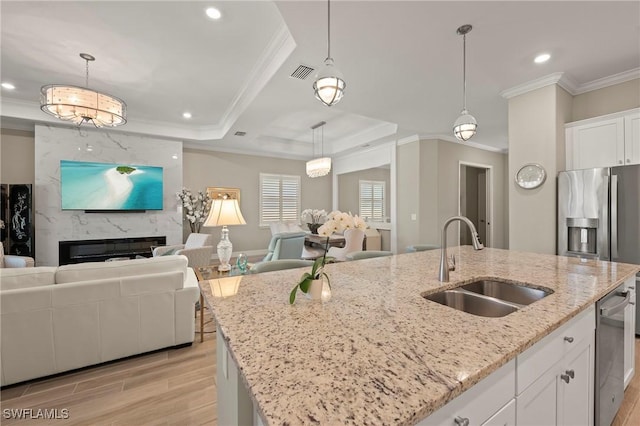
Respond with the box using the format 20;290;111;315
2;311;640;425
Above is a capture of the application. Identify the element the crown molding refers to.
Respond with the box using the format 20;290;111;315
500;72;565;99
396;134;419;146
573;67;640;95
501;68;640;99
417;133;507;153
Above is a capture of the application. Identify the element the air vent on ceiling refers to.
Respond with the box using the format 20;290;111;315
234;131;246;136
290;64;315;80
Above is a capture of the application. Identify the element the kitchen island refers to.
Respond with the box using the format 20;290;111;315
201;247;639;425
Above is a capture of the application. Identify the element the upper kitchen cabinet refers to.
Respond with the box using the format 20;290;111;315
565;108;640;170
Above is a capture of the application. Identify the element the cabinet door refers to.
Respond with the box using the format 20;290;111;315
516;367;558;426
481;398;515;426
568;117;625;169
624;112;640;165
624;277;637;388
558;341;594;426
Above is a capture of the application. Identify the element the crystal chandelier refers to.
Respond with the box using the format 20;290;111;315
313;0;346;107
453;25;477;141
306;121;332;178
40;53;127;128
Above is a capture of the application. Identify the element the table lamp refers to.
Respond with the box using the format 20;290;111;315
204;196;246;271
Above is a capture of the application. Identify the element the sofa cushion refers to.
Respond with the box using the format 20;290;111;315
0;267;57;291
55;255;188;284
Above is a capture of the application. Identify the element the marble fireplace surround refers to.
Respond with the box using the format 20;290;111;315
35;125;183;266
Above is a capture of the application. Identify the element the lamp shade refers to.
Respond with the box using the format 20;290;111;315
40;84;127;128
204;198;246;227
306;157;332;178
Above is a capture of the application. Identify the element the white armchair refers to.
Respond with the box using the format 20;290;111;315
0;242;34;268
153;233;214;268
327;229;366;262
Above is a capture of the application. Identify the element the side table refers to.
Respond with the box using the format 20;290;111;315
194;265;250;342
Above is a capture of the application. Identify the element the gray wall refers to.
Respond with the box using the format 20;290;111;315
572;78;640;122
396;138;508;253
1;129;34;184
338;167;390;219
183;148;331;254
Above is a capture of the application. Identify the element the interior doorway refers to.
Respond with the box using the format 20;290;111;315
458;162;492;247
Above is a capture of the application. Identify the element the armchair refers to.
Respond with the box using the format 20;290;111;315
0;242;34;268
153;233;214;268
326;228;365;262
263;232;306;261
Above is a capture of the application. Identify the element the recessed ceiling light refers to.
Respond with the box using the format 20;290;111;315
1;82;15;90
183;112;192;119
206;7;221;20
534;53;551;64
172;154;179;160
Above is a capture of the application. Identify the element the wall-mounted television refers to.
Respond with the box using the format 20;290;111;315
60;160;163;211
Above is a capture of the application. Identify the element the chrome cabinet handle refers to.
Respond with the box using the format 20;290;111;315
566;369;575;379
454;416;470;426
630;286;635;290
561;373;571;383
564;336;574;343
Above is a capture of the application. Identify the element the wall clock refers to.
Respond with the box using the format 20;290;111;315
515;163;547;189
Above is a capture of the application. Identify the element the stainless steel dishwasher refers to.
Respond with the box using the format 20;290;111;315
595;282;631;426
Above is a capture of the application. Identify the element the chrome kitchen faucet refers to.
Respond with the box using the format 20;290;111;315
438;216;484;282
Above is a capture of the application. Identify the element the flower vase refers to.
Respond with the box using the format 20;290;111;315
307;223;321;234
306;275;331;302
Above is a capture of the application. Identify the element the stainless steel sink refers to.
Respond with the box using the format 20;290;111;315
423;279;553;317
424;290;518;317
461;280;552;306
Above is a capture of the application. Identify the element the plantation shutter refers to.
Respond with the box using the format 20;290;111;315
359;180;385;221
260;173;301;226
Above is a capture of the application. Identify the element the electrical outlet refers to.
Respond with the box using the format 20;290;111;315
411;213;417;221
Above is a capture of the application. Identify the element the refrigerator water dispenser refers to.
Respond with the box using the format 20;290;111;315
567;217;598;254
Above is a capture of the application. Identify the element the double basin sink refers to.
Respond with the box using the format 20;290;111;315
424;279;553;317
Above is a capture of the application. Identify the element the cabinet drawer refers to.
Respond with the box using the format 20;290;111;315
420;359;515;426
482;398;515;426
517;305;595;394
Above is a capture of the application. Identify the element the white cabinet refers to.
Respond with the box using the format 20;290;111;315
482;398;515;426
516;305;595;426
624;276;637;389
565;109;640;170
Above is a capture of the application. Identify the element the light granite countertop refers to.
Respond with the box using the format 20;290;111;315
201;247;640;425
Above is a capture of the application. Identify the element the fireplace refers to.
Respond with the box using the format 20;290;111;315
58;236;167;265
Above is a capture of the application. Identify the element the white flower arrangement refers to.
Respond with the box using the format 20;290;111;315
300;209;327;224
176;188;212;233
317;210;367;236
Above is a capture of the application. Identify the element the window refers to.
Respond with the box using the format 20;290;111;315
260;173;301;226
359;180;385;221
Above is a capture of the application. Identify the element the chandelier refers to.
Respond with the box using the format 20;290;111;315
306;121;332;178
40;53;127;128
453;25;477;141
313;0;346;107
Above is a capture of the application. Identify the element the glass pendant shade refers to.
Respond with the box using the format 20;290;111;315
40;84;127;128
453;109;478;141
313;58;346;107
306;157;332;178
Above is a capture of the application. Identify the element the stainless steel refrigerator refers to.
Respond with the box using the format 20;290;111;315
557;165;640;330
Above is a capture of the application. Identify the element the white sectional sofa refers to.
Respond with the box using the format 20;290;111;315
0;255;200;386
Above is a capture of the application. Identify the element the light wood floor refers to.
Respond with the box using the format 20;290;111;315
2;314;640;425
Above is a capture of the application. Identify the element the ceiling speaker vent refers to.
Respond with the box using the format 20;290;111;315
234;131;246;136
290;64;315;80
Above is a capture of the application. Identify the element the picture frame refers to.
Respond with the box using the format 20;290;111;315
207;187;240;202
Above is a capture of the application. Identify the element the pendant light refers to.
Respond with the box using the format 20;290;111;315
306;121;331;178
313;0;346;107
453;24;477;141
40;53;127;128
